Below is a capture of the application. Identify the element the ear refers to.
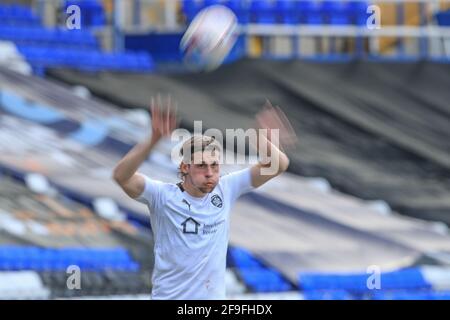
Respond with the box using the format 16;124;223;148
180;162;189;175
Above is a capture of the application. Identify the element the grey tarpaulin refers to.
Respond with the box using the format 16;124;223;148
48;59;450;225
2;65;450;280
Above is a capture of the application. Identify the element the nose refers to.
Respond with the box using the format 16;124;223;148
205;166;213;177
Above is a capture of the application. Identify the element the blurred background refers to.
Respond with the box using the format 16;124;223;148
0;0;450;300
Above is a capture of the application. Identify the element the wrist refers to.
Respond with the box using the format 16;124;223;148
149;132;161;146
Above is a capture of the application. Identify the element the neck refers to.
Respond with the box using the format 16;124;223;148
182;179;207;198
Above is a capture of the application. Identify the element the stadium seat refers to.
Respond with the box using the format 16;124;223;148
204;0;222;7
347;1;369;25
0;4;40;26
321;1;352;25
251;0;276;24
436;10;450;26
0;271;50;299
65;0;106;27
276;0;299;24
329;12;351;25
304;290;353;300
182;0;204;23
224;0;250;24
299;268;432;292
0;246;140;272
229;247;293;293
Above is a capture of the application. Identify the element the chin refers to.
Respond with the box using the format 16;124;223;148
200;185;216;193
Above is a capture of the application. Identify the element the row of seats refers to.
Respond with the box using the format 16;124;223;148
65;0;106;27
0;246;140;272
304;289;450;300
39;271;152;298
299;268;432;292
182;0;369;25
0;4;40;26
17;46;154;72
0;270;153;299
0;271;50;299
372;290;450;300
228;247;293;293
0;27;97;49
0;3;153;74
303;290;353;300
239;269;292;292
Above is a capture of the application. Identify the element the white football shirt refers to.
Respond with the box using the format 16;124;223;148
136;168;254;300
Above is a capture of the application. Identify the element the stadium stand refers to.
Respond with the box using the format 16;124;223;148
3;65;450;299
64;0;106;27
47;59;450;226
0;3;154;74
1;0;450;300
181;0;369;25
228;247;294;292
0;271;50;299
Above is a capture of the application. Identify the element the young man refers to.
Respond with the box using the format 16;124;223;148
113;96;296;299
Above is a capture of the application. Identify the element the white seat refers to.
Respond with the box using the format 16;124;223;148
0;271;50;300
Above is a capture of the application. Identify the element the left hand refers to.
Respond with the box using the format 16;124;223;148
255;100;298;152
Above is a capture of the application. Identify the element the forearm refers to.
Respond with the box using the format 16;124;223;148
113;135;159;184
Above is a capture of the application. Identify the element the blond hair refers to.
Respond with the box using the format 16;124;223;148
178;135;222;180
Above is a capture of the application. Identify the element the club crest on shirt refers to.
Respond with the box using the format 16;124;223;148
211;194;223;208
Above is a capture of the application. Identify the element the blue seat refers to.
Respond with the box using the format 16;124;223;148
0;245;141;271
224;0;249;24
297;0;323;25
182;0;204;23
204;0;221;7
276;0;298;24
305;12;323;25
240;269;290;292
321;1;351;25
436;10;450;26
299;268;431;292
347;1;369;25
66;0;105;27
251;0;276;24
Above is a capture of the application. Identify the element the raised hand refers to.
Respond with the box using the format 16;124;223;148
255;99;298;152
150;94;179;142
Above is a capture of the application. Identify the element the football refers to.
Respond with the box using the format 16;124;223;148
180;4;238;71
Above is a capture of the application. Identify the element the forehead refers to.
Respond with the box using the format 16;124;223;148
191;150;221;164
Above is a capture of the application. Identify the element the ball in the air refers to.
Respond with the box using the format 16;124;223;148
180;5;238;71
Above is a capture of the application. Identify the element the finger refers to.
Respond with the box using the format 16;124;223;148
170;102;178;131
156;93;162;114
263;98;274;110
261;100;281;125
274;105;298;145
255;113;269;130
150;97;158;126
150;99;155;117
165;94;172;135
271;115;292;146
256;99;270;118
150;96;154;112
150;97;160;131
156;93;162;108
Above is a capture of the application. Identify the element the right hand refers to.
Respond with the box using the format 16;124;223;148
150;94;179;142
255;99;298;152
